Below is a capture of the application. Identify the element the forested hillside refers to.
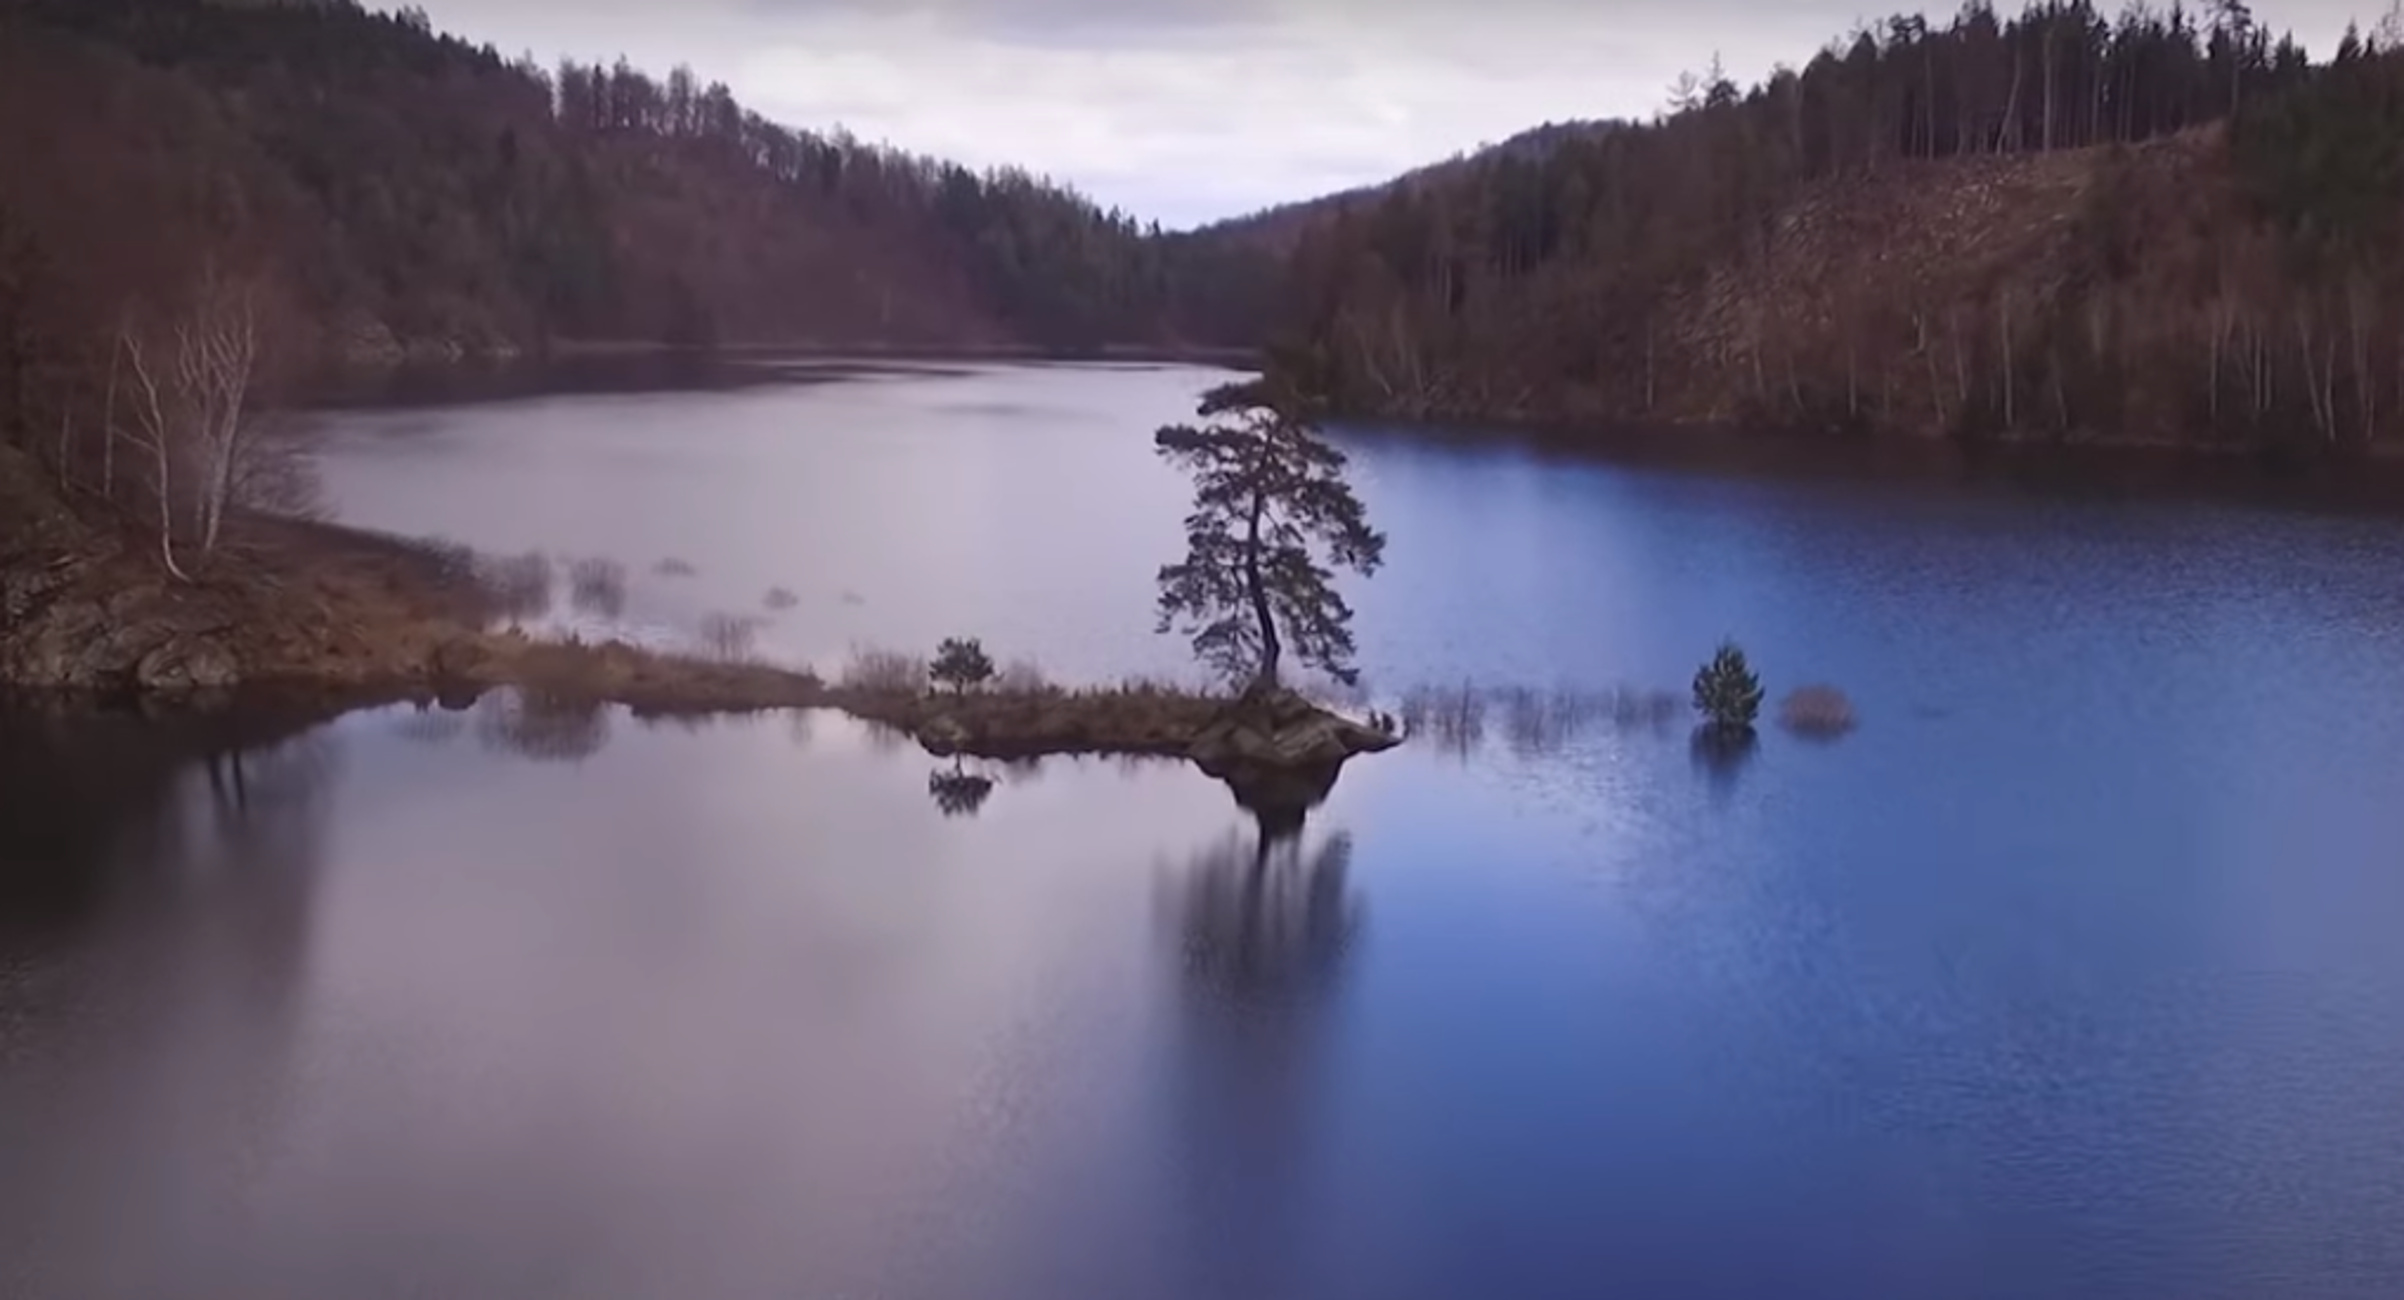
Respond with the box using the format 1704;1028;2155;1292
1247;1;2404;454
0;0;1268;375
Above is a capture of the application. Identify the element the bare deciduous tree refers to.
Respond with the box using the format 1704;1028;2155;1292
115;267;268;578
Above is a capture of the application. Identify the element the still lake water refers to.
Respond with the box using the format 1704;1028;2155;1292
9;360;2404;1298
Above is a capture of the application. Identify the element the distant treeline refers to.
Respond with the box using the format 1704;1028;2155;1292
0;0;1268;374
1246;0;2404;454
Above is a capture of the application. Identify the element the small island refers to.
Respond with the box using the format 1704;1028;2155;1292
1;369;1403;822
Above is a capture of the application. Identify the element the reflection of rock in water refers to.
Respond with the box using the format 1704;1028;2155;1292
926;765;996;817
474;688;611;763
1215;760;1342;844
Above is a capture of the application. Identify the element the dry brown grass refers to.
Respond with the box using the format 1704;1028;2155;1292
840;646;928;695
995;658;1053;695
1779;685;1857;737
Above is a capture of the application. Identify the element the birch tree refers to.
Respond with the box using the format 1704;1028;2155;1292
117;268;265;577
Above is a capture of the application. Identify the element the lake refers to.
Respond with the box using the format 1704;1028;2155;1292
7;360;2404;1299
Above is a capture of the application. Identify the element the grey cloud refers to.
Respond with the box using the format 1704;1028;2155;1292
414;0;2379;227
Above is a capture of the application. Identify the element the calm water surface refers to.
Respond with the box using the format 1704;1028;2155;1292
7;361;2404;1298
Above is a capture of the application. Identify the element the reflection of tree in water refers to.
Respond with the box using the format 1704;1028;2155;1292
1689;725;1760;794
926;761;996;817
190;731;341;1008
0;708;338;1278
859;721;910;756
1158;824;1362;1300
391;705;469;747
473;689;611;763
1174;829;1359;1009
1;706;334;948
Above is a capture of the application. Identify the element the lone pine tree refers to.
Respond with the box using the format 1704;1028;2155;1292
1153;380;1384;690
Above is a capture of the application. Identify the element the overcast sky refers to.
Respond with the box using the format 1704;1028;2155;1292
411;0;2377;229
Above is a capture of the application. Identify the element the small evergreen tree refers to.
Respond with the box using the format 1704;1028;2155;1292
1692;641;1765;732
929;637;995;694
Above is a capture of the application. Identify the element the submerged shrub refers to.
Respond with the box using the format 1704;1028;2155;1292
1401;682;1487;755
1779;685;1856;738
762;586;800;611
477;549;554;626
698;612;765;663
1692;641;1764;732
654;557;698;578
567;557;628;620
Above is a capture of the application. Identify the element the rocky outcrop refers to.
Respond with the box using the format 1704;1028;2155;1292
2;567;249;694
1186;687;1399;772
1186;687;1400;834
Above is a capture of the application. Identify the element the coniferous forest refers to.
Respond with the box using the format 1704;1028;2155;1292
0;0;1268;372
1237;1;2404;453
6;0;2404;478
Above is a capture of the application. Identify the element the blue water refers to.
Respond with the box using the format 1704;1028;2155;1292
6;361;2404;1298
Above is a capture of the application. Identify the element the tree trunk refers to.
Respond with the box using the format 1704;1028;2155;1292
2207;302;2226;432
2349;279;2374;442
153;432;187;582
2295;308;2329;441
102;337;119;501
1999;291;2016;431
2003;46;2025;152
2042;24;2057;152
1244;488;1280;688
1644;317;1656;412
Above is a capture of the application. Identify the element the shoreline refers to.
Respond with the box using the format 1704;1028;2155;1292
2;452;1394;785
1324;409;2404;519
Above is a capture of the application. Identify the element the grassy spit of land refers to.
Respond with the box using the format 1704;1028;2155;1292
0;452;1389;773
